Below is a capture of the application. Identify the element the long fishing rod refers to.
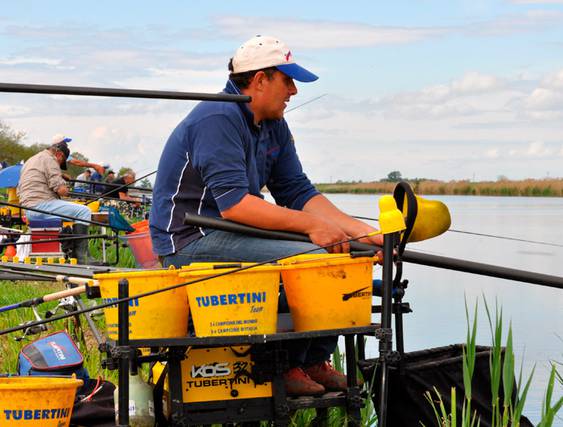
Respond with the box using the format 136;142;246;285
0;233;110;248
69;178;152;192
0;82;251;103
0;277;95;314
0;200;119;229
352;215;563;248
183;213;563;290
0;261;117;278
68;191;149;205
0;232;379;337
84;170;156;205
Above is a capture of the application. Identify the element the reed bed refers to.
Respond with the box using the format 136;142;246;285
316;179;563;197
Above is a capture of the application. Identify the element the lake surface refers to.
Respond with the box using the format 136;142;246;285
325;194;563;425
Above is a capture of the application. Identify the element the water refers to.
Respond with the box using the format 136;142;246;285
325;193;563;425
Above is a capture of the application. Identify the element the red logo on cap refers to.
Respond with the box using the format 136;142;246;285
285;51;292;62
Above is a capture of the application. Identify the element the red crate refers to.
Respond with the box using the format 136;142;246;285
30;228;62;254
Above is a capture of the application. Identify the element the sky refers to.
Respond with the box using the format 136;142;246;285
1;0;563;183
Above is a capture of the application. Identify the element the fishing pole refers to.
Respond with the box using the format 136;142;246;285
0;261;117;278
68;191;149;205
0;82;251;103
0;200;121;229
0;277;96;314
0;231;380;337
0;267;58;280
0;233;110;248
69;178;153;193
84;170;156;205
183;213;563;290
351;215;563;248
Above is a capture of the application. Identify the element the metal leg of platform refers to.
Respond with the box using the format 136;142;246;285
117;278;130;427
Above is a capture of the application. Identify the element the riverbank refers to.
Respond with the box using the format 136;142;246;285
315;178;563;197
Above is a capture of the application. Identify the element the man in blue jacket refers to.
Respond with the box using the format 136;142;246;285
150;35;383;396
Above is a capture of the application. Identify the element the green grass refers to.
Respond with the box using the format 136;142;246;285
423;296;562;427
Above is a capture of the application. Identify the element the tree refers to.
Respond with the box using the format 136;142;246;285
139;178;152;189
386;171;402;182
0;121;46;165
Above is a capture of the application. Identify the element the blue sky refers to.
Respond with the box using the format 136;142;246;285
2;0;563;182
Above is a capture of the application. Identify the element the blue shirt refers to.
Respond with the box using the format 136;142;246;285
149;80;319;256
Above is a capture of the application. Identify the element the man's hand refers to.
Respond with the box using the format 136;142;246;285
306;218;350;253
56;185;69;197
91;164;105;175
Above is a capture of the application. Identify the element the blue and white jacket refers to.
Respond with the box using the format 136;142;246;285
149;80;319;256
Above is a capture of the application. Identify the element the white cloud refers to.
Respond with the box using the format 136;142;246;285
485;148;500;158
510;0;563;3
380;71;508;120
212;16;447;49
0;56;61;66
508;140;556;158
470;10;563;36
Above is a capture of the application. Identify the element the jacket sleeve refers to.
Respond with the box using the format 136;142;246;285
191;114;250;212
267;121;319;210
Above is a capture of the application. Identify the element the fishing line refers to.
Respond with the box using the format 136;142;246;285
84;170;156;205
285;93;327;113
351;215;563;248
0;232;380;336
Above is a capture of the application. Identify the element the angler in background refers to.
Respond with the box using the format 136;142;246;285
16;139;91;263
73;168;92;192
105;169;141;204
150;35;383;396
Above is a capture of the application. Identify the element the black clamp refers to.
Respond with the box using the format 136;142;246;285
346;387;364;410
275;401;291;419
375;327;393;340
170;413;189;427
381;350;401;364
110;345;136;360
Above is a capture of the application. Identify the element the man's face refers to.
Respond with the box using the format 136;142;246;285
124;175;134;185
260;71;297;120
54;150;66;167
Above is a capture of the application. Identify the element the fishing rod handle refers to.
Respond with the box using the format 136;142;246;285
42;285;87;303
55;275;98;286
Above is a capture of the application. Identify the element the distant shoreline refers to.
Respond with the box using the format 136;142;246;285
315;179;563;197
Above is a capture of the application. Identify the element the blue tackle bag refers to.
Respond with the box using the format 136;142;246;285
17;330;89;383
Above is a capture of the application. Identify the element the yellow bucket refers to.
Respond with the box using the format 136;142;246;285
0;376;83;426
179;264;281;337
280;254;374;331
95;268;189;340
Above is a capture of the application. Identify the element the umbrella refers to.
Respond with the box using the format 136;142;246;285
0;164;22;188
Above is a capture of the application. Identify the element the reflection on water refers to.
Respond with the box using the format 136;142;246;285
325;194;563;425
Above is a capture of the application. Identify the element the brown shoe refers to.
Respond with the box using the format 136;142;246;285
304;361;354;391
284;367;325;396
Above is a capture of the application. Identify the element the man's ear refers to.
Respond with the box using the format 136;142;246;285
252;71;267;91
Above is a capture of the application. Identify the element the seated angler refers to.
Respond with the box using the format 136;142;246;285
17;140;92;263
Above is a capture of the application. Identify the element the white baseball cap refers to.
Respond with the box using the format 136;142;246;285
231;35;318;82
52;133;72;144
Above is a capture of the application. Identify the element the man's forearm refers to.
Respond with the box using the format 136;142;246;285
221;194;319;235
